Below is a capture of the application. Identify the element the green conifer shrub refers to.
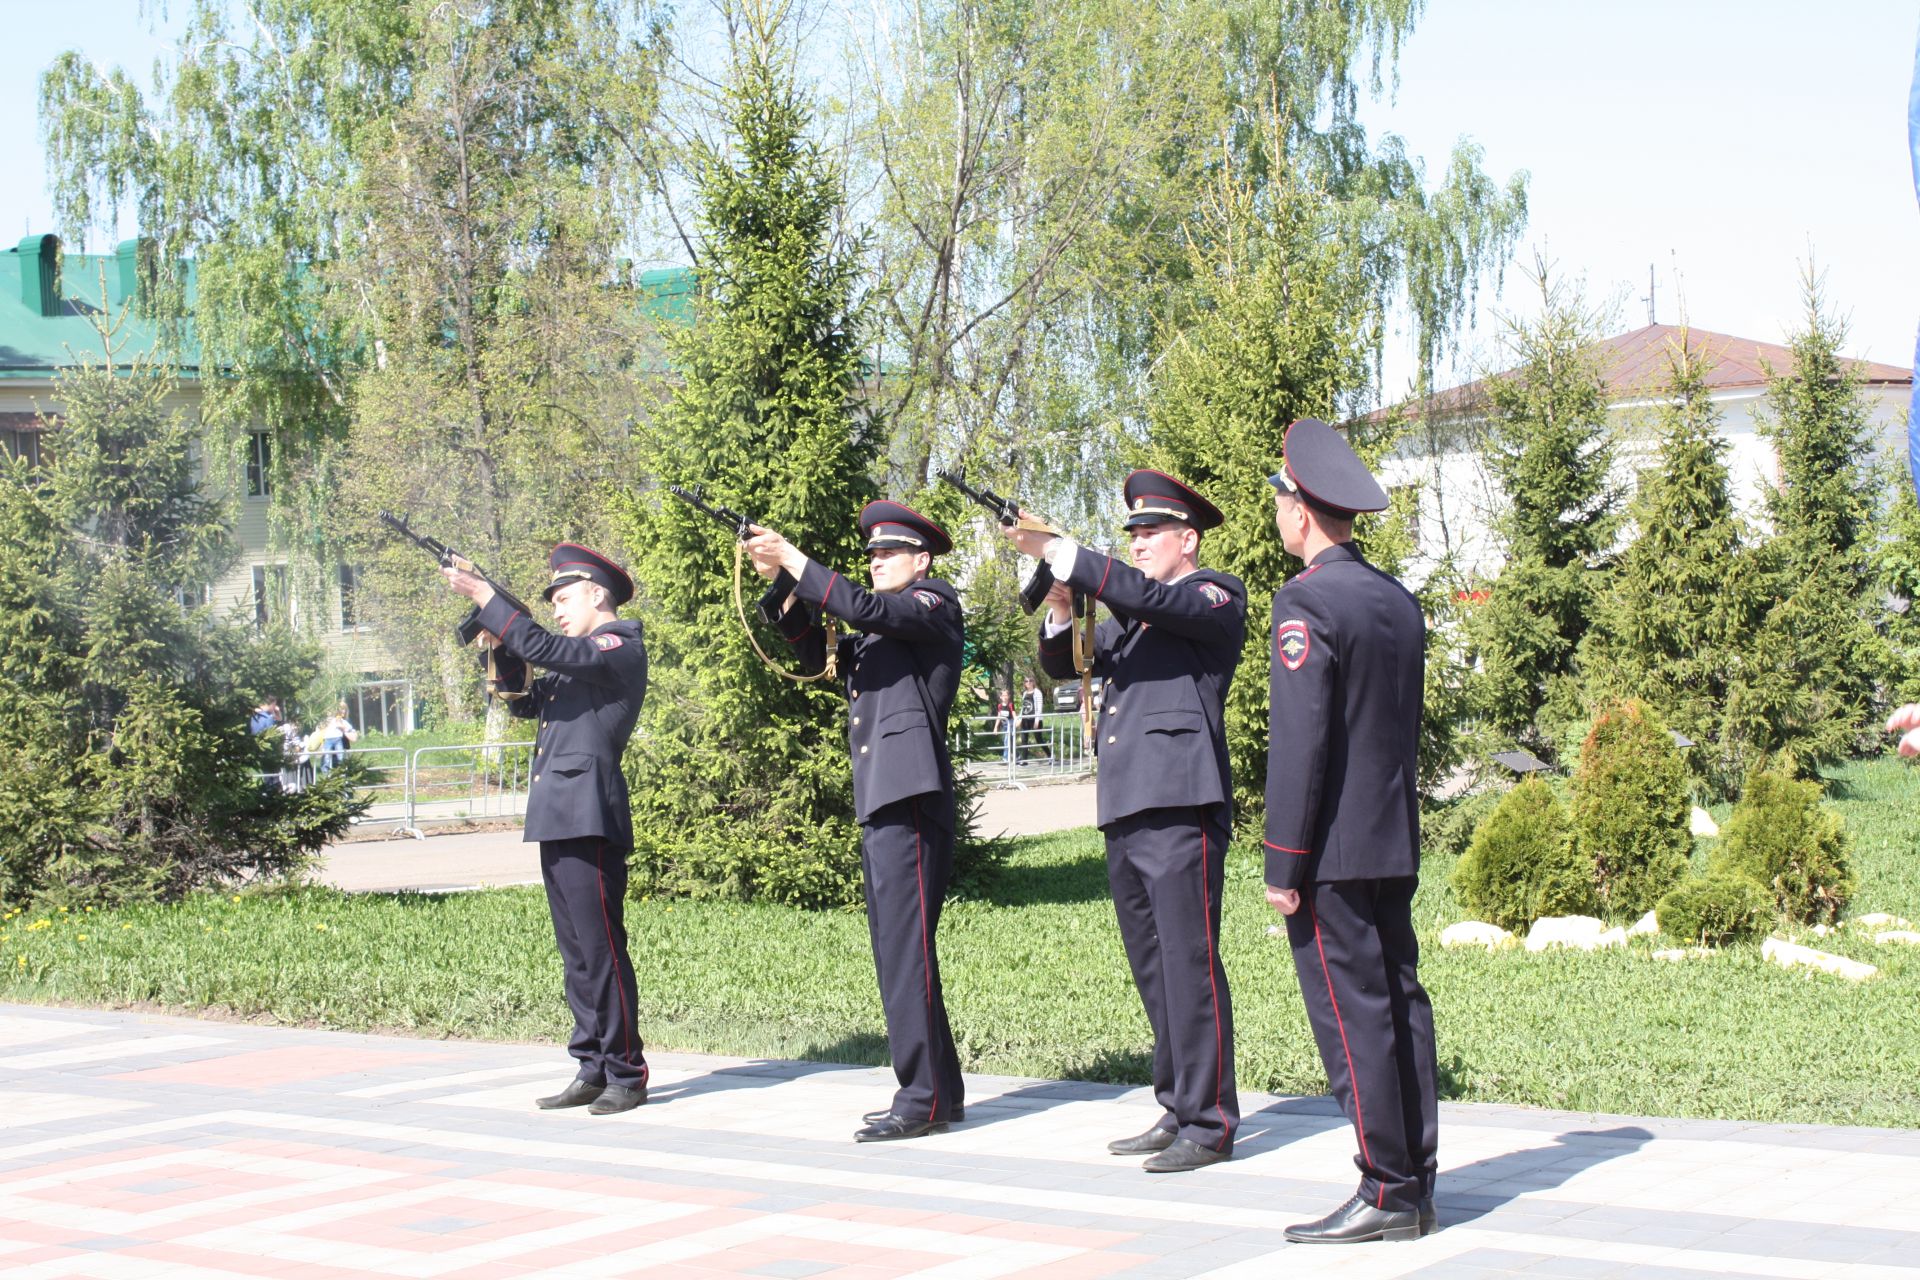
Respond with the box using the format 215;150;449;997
0;349;360;908
1451;779;1593;930
1655;872;1772;947
1709;762;1855;926
1570;699;1690;919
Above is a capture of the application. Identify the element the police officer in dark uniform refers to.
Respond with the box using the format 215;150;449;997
744;502;966;1143
1005;470;1245;1173
443;543;651;1116
1263;419;1438;1242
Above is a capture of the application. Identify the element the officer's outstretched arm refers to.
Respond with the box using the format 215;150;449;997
1264;588;1335;892
1057;548;1245;647
1038;614;1117;680
756;569;829;674
793;560;960;644
474;596;648;689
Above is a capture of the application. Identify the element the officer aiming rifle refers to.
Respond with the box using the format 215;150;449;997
666;484;840;682
379;511;533;700
938;470;1098;742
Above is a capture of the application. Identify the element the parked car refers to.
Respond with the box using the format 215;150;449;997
1052;676;1104;712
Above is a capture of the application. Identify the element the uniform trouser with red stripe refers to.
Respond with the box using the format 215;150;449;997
1105;805;1239;1153
1284;876;1437;1213
861;795;964;1123
540;837;648;1091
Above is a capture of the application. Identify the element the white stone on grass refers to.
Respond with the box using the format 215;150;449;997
1627;910;1659;937
1689;806;1719;837
1440;921;1514;951
1762;937;1878;982
1852;912;1914;930
1652;946;1713;962
1595;927;1628;949
1524;915;1608;953
1874;930;1920;946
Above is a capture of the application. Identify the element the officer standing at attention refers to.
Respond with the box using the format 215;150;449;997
1004;471;1245;1173
443;543;651;1116
744;502;966;1143
1263;418;1438;1243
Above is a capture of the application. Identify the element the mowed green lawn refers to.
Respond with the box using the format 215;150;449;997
7;757;1920;1127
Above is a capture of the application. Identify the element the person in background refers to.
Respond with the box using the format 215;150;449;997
249;697;282;736
317;703;359;773
1888;704;1920;756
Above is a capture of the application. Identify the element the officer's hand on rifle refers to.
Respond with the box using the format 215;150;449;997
742;527;804;580
1888;704;1920;757
441;564;496;608
999;509;1056;560
1044;580;1074;626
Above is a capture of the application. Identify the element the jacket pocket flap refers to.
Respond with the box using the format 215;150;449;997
878;707;930;735
550;753;595;776
1141;709;1203;734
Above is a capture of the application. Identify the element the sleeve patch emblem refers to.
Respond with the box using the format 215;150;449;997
1197;582;1230;608
1276;618;1311;671
912;589;942;610
592;633;624;650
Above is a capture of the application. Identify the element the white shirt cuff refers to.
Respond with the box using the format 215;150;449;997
1042;613;1072;638
1043;535;1079;581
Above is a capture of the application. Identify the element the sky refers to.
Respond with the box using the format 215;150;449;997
1;0;1914;406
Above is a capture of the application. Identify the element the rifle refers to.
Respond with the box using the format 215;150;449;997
665;484;839;683
937;470;1098;742
666;484;756;540
937;470;1065;616
378;511;533;701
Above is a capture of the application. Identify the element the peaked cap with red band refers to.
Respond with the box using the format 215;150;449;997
1122;469;1224;531
861;500;953;556
543;541;635;606
1268;418;1389;515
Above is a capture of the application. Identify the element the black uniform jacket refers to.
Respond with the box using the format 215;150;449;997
477;595;648;846
1038;549;1246;829
1264;542;1424;891
757;562;963;824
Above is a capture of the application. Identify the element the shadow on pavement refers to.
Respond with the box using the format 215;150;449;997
1438;1125;1656;1228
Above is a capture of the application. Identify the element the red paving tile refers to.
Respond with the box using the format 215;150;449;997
998;1253;1156;1280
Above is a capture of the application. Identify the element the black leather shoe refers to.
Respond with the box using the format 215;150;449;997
1284;1193;1421;1243
864;1106;963;1124
1420;1197;1437;1236
1107;1125;1177;1155
854;1113;948;1142
587;1084;647;1115
536;1079;605;1110
1141;1137;1230;1173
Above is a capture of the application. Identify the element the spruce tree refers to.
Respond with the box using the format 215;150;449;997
616;0;881;907
1732;274;1884;768
1583;332;1750;795
0;341;358;907
1870;456;1920;705
1468;268;1619;756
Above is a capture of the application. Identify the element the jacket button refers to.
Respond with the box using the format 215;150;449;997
533;773;541;782
1106;705;1116;715
852;690;860;699
852;717;860;726
860;745;868;754
1107;736;1116;745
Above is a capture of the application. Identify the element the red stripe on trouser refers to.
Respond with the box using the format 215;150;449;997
1311;894;1376;1204
912;799;938;1123
595;841;644;1082
1197;810;1229;1150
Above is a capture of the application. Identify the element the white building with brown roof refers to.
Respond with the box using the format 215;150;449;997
1375;323;1913;582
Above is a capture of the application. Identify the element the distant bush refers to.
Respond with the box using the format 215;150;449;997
1422;787;1505;863
1571;699;1691;919
1452;779;1594;931
1710;762;1855;926
1656;872;1772;946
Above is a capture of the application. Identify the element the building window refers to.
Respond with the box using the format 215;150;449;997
251;563;290;629
173;583;211;609
351;679;413;736
0;425;44;469
338;564;368;630
246;431;271;498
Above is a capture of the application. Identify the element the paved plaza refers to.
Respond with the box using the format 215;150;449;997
3;1005;1918;1278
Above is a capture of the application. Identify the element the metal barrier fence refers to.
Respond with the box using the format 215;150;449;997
960;712;1094;785
292;716;1086;835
